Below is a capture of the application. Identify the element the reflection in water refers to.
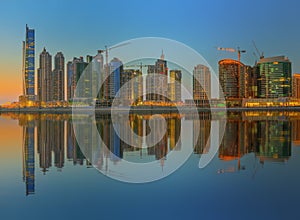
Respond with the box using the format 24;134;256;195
218;112;292;173
21;117;35;196
2;111;300;195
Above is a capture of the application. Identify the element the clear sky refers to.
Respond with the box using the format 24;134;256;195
0;0;299;104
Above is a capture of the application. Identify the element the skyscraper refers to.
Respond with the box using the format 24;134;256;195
293;74;300;98
169;70;182;102
37;48;52;103
193;65;211;106
120;69;143;104
107;57;123;100
66;57;88;101
146;52;168;102
52;52;65;101
20;25;36;106
93;51;104;101
219;59;248;99
256;56;292;98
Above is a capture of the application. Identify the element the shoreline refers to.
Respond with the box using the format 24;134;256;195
1;106;300;114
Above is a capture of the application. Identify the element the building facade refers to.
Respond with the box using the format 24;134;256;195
107;57;123;100
146;52;168;102
256;56;292;98
20;25;36;106
169;70;182;102
293;74;300;98
219;59;248;99
121;69;143;104
193;64;211;106
37;48;52;103
66;57;88;101
52;52;65;101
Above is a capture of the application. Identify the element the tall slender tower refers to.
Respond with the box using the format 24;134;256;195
20;25;35;106
52;52;65;101
37;48;52;103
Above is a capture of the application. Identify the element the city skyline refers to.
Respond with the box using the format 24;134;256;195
1;0;300;104
1;24;298;109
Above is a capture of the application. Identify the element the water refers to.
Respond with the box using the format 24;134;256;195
0;111;300;219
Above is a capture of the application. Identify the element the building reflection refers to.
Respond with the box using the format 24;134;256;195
20;114;35;196
192;112;211;154
292;118;300;146
217;112;292;172
16;112;184;184
1;110;298;195
95;113;182;169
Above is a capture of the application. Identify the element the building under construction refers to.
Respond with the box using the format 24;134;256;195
218;59;251;104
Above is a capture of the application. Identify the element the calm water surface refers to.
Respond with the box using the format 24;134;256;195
0;111;300;219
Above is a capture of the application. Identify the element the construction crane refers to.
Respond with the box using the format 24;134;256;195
98;42;130;100
124;62;148;73
252;40;264;60
217;47;246;64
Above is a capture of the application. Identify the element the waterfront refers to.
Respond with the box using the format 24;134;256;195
0;111;300;219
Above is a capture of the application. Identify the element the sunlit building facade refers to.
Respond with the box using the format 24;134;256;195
293;73;300;98
168;70;182;102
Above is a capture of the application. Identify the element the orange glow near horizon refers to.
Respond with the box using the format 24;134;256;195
0;117;22;157
0;58;22;103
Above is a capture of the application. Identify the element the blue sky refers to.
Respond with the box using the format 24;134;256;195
0;0;299;103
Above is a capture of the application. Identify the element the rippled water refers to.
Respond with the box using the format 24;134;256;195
0;111;300;219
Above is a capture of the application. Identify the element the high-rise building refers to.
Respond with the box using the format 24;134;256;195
193;65;211;106
20;25;36;106
120;69;143;104
66;57;88;101
146;52;168;102
52;52;65;101
67;61;73;102
107;57;123;100
168;70;182;102
93;51;104;101
248;66;257;98
219;59;249;99
292;74;300;98
37;48;52;103
256;56;292;98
